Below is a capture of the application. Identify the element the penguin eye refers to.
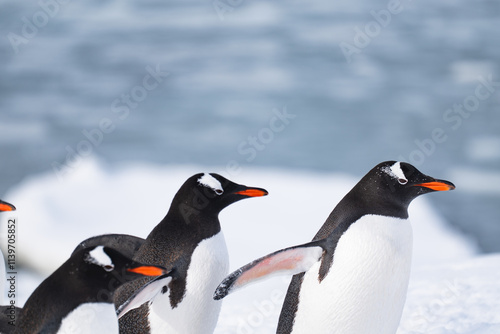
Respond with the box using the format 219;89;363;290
214;189;224;195
103;264;115;272
398;178;408;185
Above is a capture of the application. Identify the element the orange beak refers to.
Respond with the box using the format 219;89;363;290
127;266;166;277
235;188;268;197
0;201;16;212
414;181;455;191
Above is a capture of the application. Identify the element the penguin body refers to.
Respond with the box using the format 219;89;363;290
291;215;412;334
55;303;118;334
215;161;455;334
148;232;229;333
75;173;268;334
11;246;168;334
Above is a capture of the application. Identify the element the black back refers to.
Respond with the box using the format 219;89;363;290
277;161;455;334
72;234;145;259
116;173;267;333
13;247;162;334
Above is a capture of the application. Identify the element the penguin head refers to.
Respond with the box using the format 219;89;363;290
371;161;455;207
172;173;268;219
84;245;166;277
80;246;168;294
0;199;16;212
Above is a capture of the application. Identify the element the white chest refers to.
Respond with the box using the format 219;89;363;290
291;215;413;334
149;232;229;334
57;303;118;334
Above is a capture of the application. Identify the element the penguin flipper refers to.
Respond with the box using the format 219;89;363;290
214;240;326;300
116;274;173;319
72;234;145;259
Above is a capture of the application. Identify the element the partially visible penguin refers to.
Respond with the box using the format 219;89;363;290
3;245;169;334
0;200;16;306
74;173;268;334
215;161;455;334
0;200;14;214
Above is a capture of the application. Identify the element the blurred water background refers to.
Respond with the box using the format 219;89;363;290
0;0;499;251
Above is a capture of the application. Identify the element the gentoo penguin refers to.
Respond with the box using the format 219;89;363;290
0;200;16;306
74;173;268;334
8;245;169;334
215;161;455;334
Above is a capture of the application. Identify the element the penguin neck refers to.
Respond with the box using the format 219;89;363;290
138;206;229;319
162;204;222;236
144;205;223;260
316;186;410;241
312;188;411;282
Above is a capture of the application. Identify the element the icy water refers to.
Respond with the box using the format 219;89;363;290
0;0;499;250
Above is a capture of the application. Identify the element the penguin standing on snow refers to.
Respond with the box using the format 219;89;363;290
215;161;455;334
74;173;268;334
5;245;169;334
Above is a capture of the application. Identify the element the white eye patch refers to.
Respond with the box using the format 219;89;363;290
86;246;115;271
382;162;408;184
197;173;224;195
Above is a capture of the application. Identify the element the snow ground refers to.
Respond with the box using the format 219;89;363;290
1;158;497;333
398;254;500;334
